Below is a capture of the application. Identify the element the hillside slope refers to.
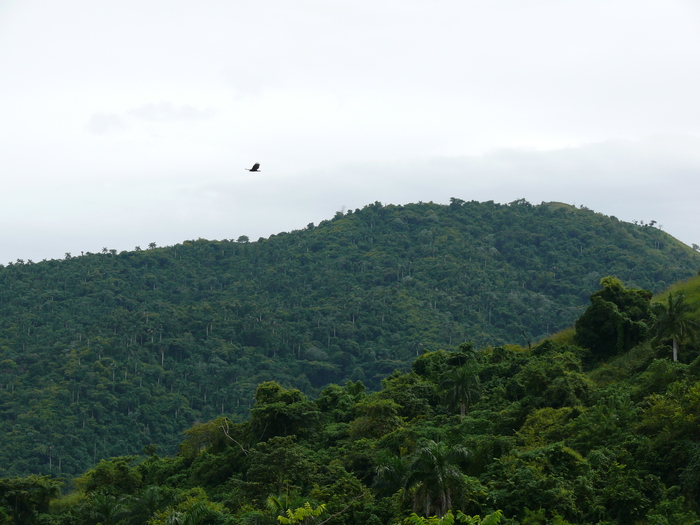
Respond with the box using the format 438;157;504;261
0;199;698;476
5;302;700;524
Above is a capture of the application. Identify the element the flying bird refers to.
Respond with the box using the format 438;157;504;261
245;163;261;172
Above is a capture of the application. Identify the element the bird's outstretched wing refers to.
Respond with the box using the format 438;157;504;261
245;163;261;172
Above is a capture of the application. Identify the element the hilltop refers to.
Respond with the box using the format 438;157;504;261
0;198;698;477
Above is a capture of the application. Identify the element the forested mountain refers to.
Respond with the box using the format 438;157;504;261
0;199;698;478
3;275;700;524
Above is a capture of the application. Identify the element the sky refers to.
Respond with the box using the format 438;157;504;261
1;0;700;263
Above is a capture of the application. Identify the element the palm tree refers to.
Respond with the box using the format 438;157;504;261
84;493;127;525
122;485;178;525
373;452;409;497
240;493;310;525
405;440;470;518
653;292;699;361
164;501;218;525
441;365;480;418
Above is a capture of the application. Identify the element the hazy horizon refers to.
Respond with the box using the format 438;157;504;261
2;1;699;263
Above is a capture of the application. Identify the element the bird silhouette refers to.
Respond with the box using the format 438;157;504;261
245;163;260;172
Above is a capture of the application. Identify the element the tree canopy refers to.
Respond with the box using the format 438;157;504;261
0;199;698;482
0;268;700;523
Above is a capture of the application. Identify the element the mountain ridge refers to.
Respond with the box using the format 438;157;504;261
0;198;698;477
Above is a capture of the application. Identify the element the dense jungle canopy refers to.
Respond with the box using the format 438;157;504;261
0;199;698;484
2;272;700;524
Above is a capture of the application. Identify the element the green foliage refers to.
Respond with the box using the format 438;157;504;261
575;276;655;363
75;456;141;495
565;394;637;454
316;381;365;423
251;382;321;442
277;502;326;525
517;407;577;449
7;324;700;524
403;440;472;518
4;201;700;524
0;475;61;524
245;436;320;498
519;508;573;524
653;292;700;361
0;200;697;476
514;342;592;409
646;490;700;525
440;365;480;418
149;489;226;525
349;397;404;440
487;442;590;522
413;351;451;383
180;417;234;458
402;509;503;525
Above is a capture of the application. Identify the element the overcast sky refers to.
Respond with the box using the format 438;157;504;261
1;0;699;263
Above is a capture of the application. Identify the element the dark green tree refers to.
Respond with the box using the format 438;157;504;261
122;485;178;525
440;365;480;418
575;276;654;362
82;492;127;525
250;382;321;441
653;292;699;361
374;453;409;498
405;440;470;518
0;476;61;525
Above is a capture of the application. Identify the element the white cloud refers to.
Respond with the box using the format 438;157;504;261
1;0;700;262
126;102;218;122
86;113;125;135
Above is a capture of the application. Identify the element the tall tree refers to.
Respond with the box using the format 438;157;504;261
405;440;470;518
653;292;699;361
374;453;409;497
82;492;126;525
575;276;654;362
440;365;480;418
